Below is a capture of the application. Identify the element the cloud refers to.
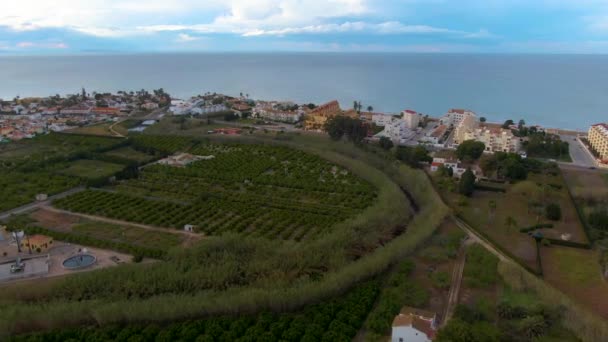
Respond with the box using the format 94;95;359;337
15;41;68;49
176;33;201;42
241;21;455;37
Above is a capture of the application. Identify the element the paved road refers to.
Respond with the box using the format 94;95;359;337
560;134;597;168
0;187;85;221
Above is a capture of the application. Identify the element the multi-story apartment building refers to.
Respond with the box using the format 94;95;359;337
454;115;521;153
304;100;347;130
588;123;608;160
401;109;420;129
440;108;476;126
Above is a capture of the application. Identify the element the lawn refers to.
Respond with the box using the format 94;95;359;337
71;221;184;250
103;146;155;163
66;122;116;136
59;159;125;179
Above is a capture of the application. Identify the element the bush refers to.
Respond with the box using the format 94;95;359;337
545;203;562;221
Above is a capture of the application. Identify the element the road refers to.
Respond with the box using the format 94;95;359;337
560;134;597;168
452;216;509;262
0;187;85;221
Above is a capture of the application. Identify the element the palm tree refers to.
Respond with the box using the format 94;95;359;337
367;105;373;113
505;216;518;233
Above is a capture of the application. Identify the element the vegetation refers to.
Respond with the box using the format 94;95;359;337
10;280;380;342
378;136;393;150
55;139;378;240
456;140;485;161
524;132;570;161
545;203;562;221
59;159;125;180
0;132;449;336
463;244;498;288
364;260;429;336
394;145;431;168
458;168;476;197
325;116;367;143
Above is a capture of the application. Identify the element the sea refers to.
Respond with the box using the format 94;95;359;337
1;53;607;131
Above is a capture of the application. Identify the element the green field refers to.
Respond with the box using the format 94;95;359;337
71;221;184;250
103;146;155;163
59;159;125;179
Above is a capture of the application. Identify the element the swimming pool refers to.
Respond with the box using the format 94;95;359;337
62;254;96;270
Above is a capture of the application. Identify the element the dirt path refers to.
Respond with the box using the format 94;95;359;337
41;205;201;238
453;216;509;262
0;187;85;221
108;120;126;137
442;239;471;325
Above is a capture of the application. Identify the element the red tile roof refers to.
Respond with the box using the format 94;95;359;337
403;109;417;115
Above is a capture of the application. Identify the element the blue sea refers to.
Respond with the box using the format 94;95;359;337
1;53;607;130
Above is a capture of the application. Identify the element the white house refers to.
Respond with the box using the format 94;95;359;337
391;307;437;342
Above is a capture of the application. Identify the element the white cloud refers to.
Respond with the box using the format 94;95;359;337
176;33;201;42
241;21;455;37
16;41;68;49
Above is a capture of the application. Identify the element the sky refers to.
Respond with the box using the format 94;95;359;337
4;1;608;54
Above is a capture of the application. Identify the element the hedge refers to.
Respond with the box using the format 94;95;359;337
519;223;554;233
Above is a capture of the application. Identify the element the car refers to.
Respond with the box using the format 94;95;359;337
589;166;596;170
10;259;25;273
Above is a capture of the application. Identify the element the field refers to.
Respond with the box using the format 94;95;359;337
54;136;378;240
66;122;117;136
0;172;78;212
437;169;588;273
59;159;125;180
103;146;155;163
562;168;608;241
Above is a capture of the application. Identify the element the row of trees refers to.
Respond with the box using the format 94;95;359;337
325;116;368;143
11;280;380;342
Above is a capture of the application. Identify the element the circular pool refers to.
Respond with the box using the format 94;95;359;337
62;254;96;270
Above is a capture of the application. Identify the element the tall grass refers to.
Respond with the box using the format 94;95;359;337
499;261;608;342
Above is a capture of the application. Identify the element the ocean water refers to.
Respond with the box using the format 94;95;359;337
1;53;607;130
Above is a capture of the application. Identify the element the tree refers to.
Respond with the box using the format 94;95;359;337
488;200;497;221
456;140;486;161
324;116;367;143
366;105;373;113
458;168;476;197
545;203;562;221
502;119;514;129
395;146;432;168
479;117;487;123
518;119;526;130
378;136;393;150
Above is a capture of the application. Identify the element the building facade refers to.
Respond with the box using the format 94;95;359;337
440;108;476;126
304;100;344;130
454;115;521;153
402;109;420;129
588;123;608;161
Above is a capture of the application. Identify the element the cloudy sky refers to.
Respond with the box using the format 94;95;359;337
3;0;608;54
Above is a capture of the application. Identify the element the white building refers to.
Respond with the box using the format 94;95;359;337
372;113;395;127
454;115;521;153
430;157;481;178
391;307;437;342
588;123;608;161
402;109;420;129
440;108;476;126
384;118;416;144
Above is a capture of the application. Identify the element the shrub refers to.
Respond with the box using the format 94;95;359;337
545;203;562;221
